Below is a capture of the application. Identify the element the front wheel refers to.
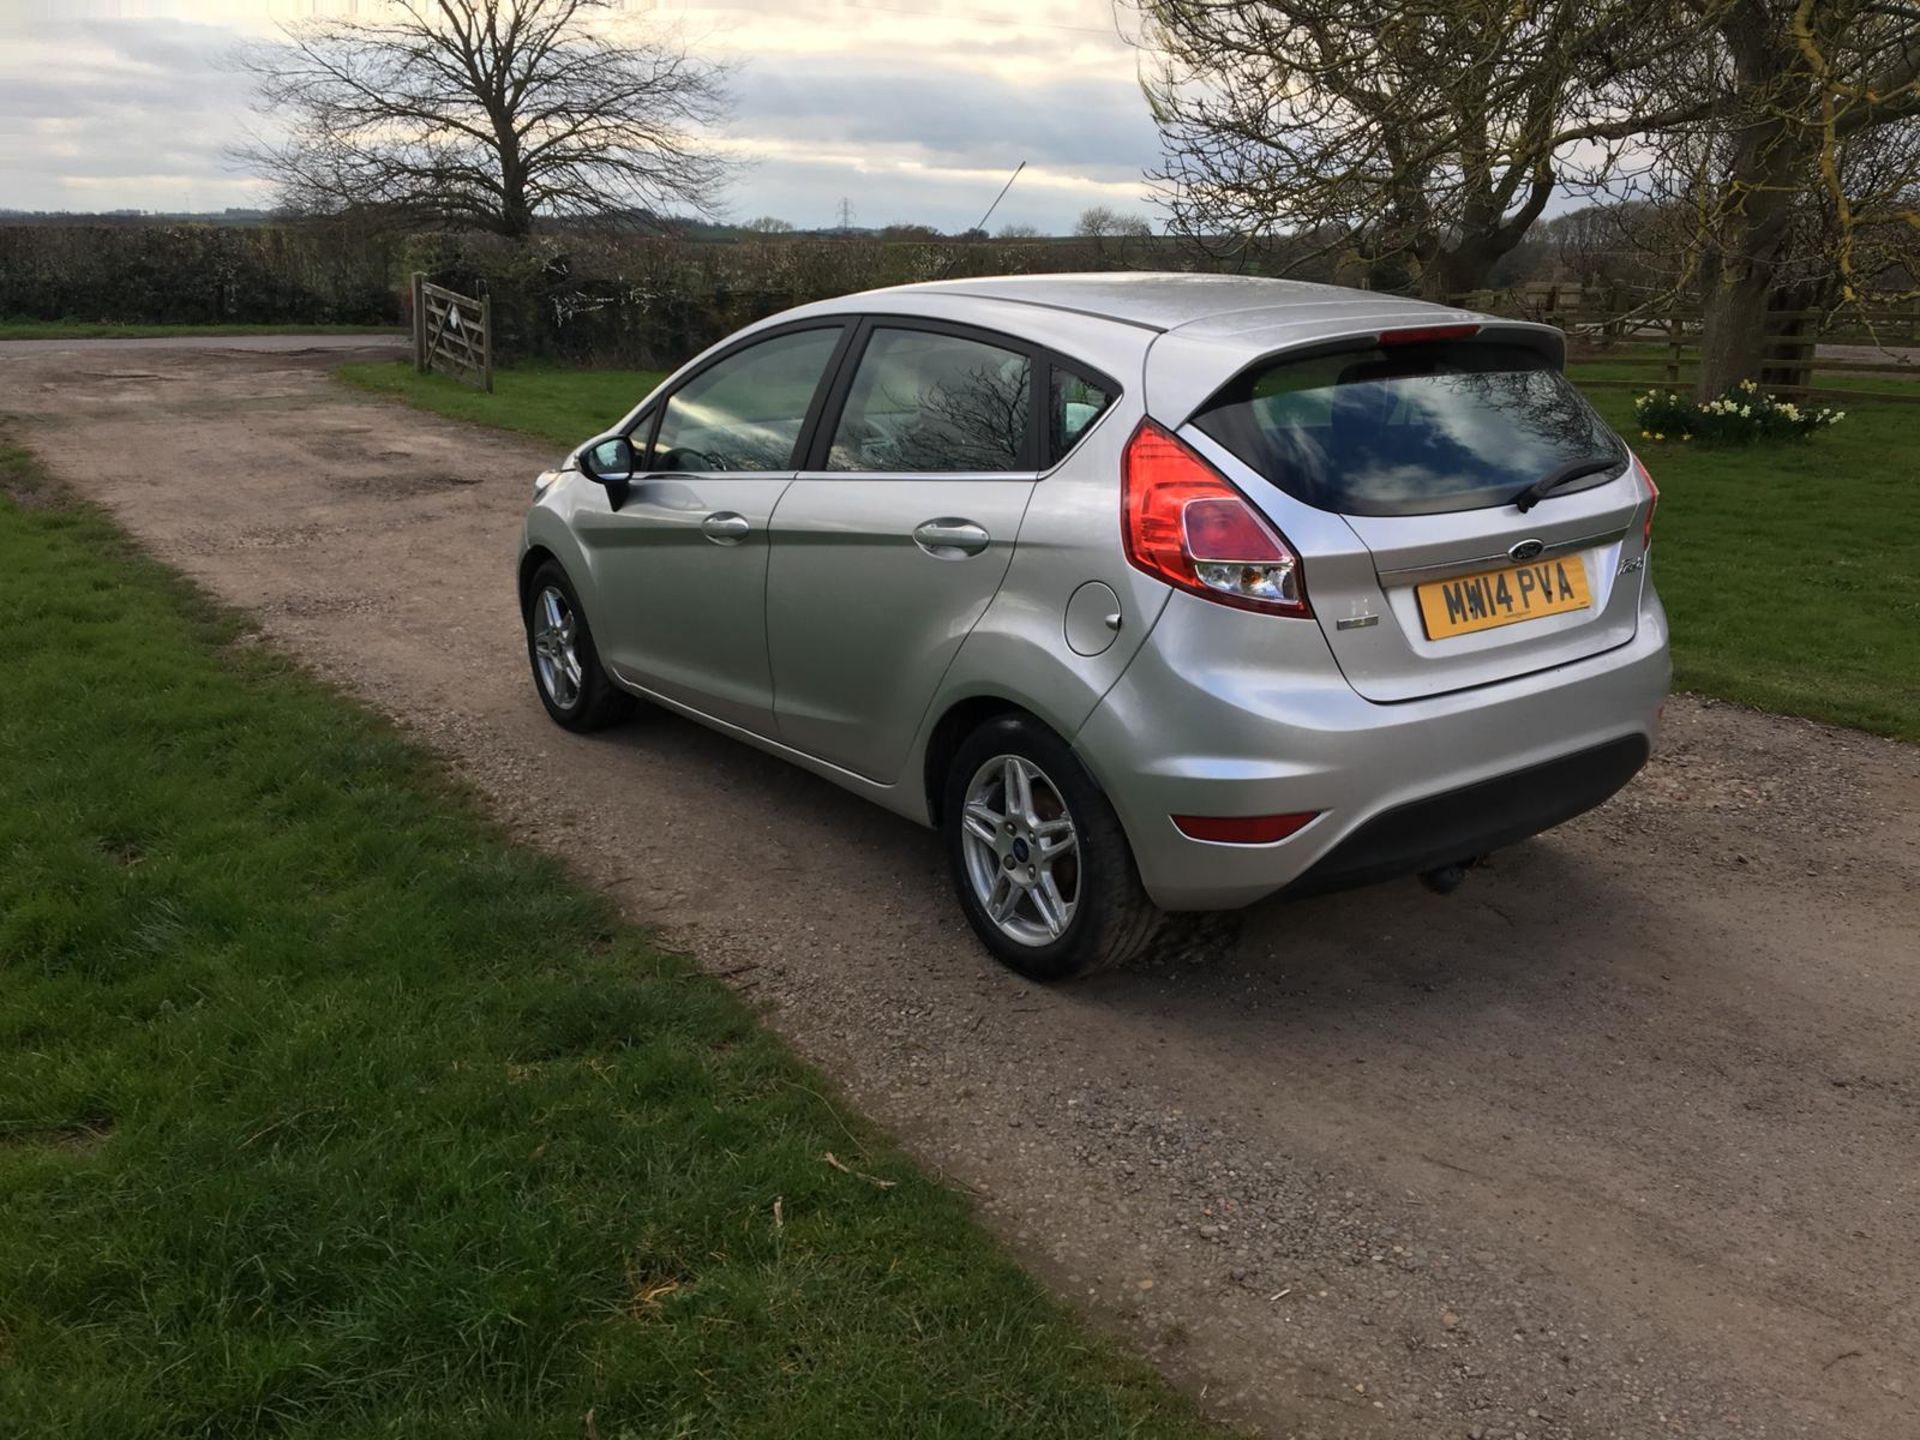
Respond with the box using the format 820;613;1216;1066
943;715;1162;981
523;560;636;733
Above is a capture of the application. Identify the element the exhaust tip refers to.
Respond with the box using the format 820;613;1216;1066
1419;862;1471;896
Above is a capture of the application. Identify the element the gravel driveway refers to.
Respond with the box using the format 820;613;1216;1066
7;341;1917;1440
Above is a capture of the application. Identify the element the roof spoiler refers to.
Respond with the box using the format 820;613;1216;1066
1145;314;1567;429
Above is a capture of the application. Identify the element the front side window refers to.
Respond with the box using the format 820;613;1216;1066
1193;341;1624;516
826;328;1031;473
649;327;842;473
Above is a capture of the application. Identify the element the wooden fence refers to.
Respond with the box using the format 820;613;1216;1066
1448;289;1920;404
411;273;492;392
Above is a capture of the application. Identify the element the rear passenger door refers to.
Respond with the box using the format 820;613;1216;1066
766;321;1039;781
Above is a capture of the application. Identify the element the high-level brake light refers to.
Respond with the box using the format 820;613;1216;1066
1375;323;1481;346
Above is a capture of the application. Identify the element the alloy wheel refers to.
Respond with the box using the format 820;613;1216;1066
530;585;584;710
958;754;1081;947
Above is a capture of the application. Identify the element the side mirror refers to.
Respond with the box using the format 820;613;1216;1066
579;435;636;485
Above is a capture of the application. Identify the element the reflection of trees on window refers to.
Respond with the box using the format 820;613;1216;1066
1432;370;1614;458
829;333;1030;472
1199;342;1623;516
885;360;1028;471
1325;369;1618;508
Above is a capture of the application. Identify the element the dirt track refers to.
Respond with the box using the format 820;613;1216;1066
7;341;1917;1440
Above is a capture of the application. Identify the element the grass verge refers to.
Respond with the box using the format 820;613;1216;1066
337;357;1920;743
0;436;1215;1438
337;362;666;451
1573;380;1920;742
0;321;401;342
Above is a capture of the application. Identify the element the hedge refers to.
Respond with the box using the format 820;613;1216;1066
395;230;1214;368
0;223;399;327
0;222;1313;366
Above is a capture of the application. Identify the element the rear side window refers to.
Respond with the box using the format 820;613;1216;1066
827;328;1031;473
1192;341;1623;516
1049;364;1115;464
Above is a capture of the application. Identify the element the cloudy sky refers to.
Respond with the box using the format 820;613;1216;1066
0;0;1163;232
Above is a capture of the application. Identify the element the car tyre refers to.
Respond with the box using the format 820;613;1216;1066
943;714;1162;981
523;560;636;733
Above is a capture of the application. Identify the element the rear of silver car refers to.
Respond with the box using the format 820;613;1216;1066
1068;315;1669;910
518;277;1668;980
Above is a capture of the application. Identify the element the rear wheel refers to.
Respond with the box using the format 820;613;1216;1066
943;715;1162;981
523;560;635;732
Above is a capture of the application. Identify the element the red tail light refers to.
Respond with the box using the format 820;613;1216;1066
1633;453;1659;550
1121;420;1310;617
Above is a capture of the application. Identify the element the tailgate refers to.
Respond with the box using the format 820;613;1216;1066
1305;469;1645;702
1167;322;1654;702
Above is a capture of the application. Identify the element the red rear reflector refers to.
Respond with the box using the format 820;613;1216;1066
1376;324;1480;346
1172;812;1319;844
1121;420;1309;617
1633;453;1659;550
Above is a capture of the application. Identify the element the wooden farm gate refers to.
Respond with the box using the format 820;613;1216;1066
411;273;493;391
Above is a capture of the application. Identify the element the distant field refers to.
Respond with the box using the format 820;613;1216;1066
337;358;1920;744
0;321;401;341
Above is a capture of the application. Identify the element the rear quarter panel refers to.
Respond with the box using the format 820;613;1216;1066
927;389;1172;756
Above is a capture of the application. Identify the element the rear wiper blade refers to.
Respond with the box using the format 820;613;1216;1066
1510;456;1623;513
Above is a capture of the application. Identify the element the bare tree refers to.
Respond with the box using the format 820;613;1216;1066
1630;1;1920;394
742;215;796;234
1539;201;1673;293
1074;205;1153;237
1545;205;1625;290
1131;0;1717;297
236;0;732;237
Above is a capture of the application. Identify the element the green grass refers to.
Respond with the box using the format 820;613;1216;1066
1567;355;1920;400
337;362;666;450
0;321;401;342
1573;376;1920;741
0;438;1216;1438
339;357;1920;743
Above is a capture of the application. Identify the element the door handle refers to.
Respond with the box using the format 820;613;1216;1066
702;511;751;545
912;518;991;559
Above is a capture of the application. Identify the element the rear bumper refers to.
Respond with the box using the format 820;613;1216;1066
1072;588;1670;910
1280;734;1648;897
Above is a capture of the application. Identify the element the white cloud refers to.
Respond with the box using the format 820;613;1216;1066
0;0;1163;229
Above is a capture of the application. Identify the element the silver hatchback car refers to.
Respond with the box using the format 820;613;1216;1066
518;274;1669;979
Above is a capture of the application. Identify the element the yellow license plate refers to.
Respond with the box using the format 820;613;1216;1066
1417;555;1592;639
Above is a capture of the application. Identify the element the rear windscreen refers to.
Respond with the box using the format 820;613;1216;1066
1192;341;1625;517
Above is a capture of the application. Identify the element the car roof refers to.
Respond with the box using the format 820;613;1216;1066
657;273;1563;441
876;271;1475;337
855;272;1563;424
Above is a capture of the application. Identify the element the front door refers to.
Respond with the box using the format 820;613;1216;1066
767;323;1038;780
578;324;846;732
